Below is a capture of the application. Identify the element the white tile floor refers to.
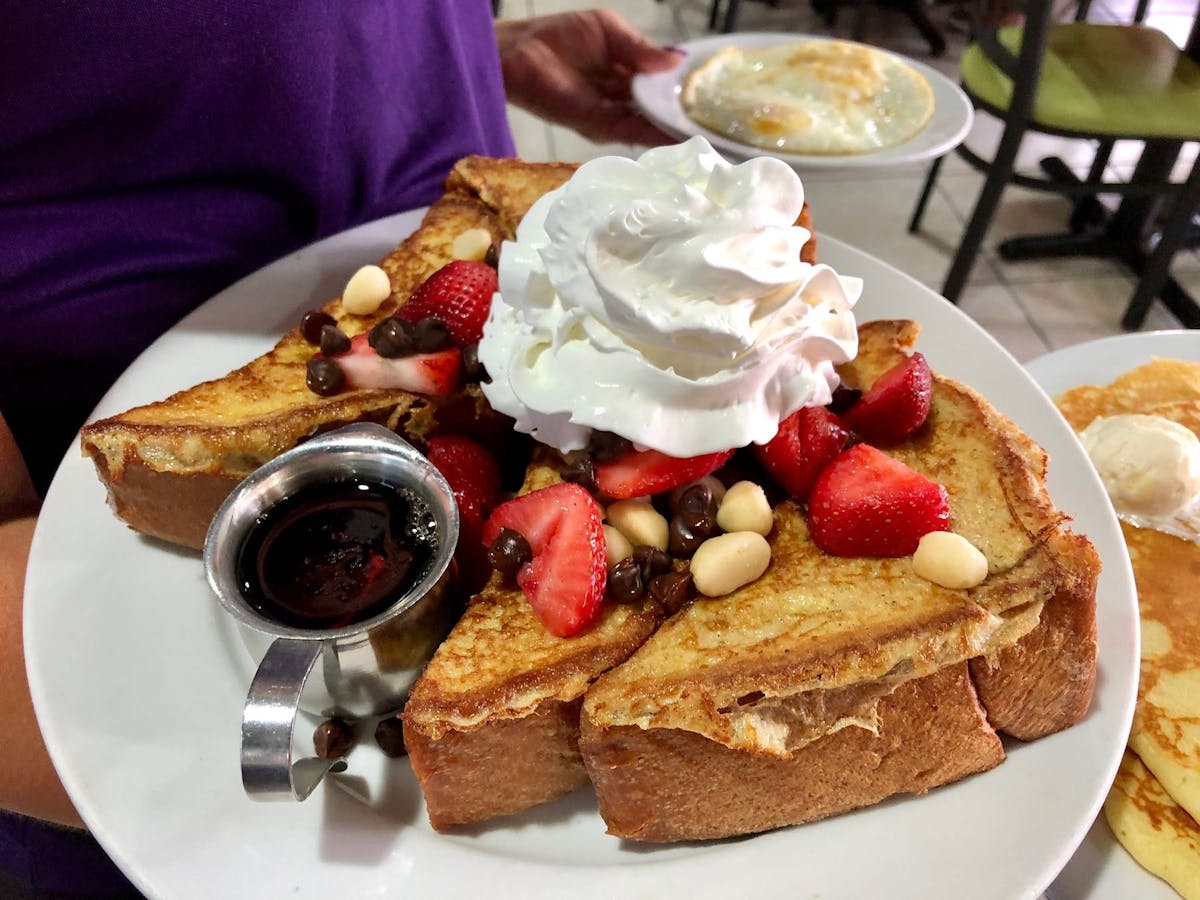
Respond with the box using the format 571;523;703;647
501;0;1200;361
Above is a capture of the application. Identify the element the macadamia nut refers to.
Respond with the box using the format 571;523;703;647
451;227;494;262
606;500;669;552
342;264;392;316
912;531;989;590
690;531;771;597
603;524;634;569
716;481;773;536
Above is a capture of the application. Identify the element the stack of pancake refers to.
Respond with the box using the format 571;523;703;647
1056;359;1200;898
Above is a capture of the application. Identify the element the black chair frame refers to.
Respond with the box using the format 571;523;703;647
908;1;1200;328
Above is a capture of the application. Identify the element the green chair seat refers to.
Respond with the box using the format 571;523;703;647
961;23;1200;139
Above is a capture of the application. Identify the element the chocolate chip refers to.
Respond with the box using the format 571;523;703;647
484;242;500;268
828;386;863;415
369;317;416;358
588;431;632;463
319;323;350;356
313;718;355;759
669;512;716;558
607;556;644;603
413;317;451;353
300;310;336;345
461;342;489;383
675;482;716;519
374;717;408;758
680;507;717;533
561;454;597;493
306;357;345;396
632;545;671;582
487;527;531;578
649;570;694;614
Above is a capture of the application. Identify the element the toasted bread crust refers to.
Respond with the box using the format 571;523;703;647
404;697;590;830
88;454;241;550
580;663;1005;842
970;527;1101;739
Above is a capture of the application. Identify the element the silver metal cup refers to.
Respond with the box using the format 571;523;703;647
204;422;460;801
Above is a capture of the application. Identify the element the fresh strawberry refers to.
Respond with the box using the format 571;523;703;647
426;435;502;593
808;444;950;557
481;483;607;637
397;260;497;347
594;448;734;500
753;406;851;501
335;333;460;395
842;352;933;446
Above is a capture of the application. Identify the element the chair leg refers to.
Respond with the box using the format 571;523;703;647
908;154;944;234
1121;157;1200;330
902;0;947;56
708;0;723;32
721;0;742;32
942;128;1024;303
1070;140;1113;233
852;0;871;41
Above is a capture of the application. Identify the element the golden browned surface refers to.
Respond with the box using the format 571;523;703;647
79;156;579;545
1056;358;1200;426
80;155;820;548
404;580;663;738
404;697;590;830
1104;751;1200;898
1057;360;1200;838
581;663;1004;842
403;461;661;727
583;320;1092;757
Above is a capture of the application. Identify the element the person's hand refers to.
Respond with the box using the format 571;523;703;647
495;10;684;146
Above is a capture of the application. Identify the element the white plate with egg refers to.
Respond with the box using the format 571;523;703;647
1029;330;1200;900
632;33;973;170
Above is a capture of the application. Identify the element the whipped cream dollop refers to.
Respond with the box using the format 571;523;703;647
478;137;861;457
1080;413;1200;543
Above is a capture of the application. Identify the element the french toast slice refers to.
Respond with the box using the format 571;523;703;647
578;320;1099;842
402;453;666;829
79;154;818;550
79;157;578;549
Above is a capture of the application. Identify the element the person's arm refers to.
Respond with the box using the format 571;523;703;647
494;9;684;146
0;414;84;828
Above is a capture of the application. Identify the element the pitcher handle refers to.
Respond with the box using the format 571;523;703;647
240;637;347;801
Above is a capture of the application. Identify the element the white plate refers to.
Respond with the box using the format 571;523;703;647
631;33;974;170
1028;331;1200;900
26;212;1137;900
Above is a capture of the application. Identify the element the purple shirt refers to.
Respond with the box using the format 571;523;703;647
0;0;514;493
0;2;512;894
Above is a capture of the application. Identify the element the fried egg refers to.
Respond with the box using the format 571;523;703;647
680;40;935;155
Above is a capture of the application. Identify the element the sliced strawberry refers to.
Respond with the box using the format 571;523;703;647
335;333;460;395
594;448;734;500
398;260;497;347
753;406;851;501
808;444;950;558
482;483;607;637
842;352;933;446
427;435;502;594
